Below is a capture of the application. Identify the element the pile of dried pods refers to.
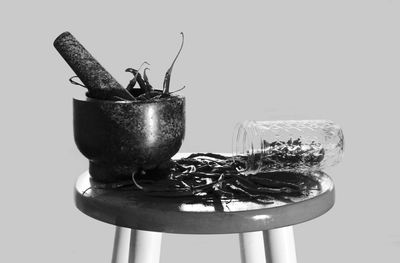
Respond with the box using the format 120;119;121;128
131;153;320;203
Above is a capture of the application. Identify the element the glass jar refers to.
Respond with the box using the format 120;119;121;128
232;120;344;174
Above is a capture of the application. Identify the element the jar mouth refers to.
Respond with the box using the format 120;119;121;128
232;121;262;173
232;121;246;158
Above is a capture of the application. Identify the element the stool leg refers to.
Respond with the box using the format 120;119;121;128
128;230;162;263
111;227;131;263
239;226;297;263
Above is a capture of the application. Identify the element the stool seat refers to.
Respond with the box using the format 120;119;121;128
74;154;335;235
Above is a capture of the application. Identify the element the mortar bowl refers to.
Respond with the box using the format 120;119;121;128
73;94;185;182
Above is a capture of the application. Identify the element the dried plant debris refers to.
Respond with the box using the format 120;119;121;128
86;153;321;204
123;32;186;101
241;138;325;172
125;61;150;94
67;32;186;102
162;32;184;96
135;153;320;201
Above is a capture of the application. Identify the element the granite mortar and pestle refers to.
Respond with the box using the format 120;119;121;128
54;32;185;182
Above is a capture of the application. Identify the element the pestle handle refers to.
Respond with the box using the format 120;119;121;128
54;31;134;101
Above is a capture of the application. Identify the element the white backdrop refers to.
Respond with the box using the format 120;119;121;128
1;0;399;262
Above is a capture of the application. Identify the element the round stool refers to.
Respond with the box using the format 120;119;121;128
74;154;335;263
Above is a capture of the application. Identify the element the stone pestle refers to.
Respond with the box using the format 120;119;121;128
54;31;135;101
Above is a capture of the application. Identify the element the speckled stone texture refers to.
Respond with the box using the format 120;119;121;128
73;95;185;182
54;31;134;101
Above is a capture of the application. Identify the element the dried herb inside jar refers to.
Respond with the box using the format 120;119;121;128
238;138;325;173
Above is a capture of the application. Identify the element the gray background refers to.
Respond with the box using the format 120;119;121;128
1;0;399;262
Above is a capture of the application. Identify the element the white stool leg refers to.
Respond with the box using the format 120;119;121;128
111;227;131;263
263;226;297;263
239;226;297;263
128;230;162;263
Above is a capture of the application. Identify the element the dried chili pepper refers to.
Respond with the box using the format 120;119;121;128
125;61;150;93
162;32;184;96
143;68;153;92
